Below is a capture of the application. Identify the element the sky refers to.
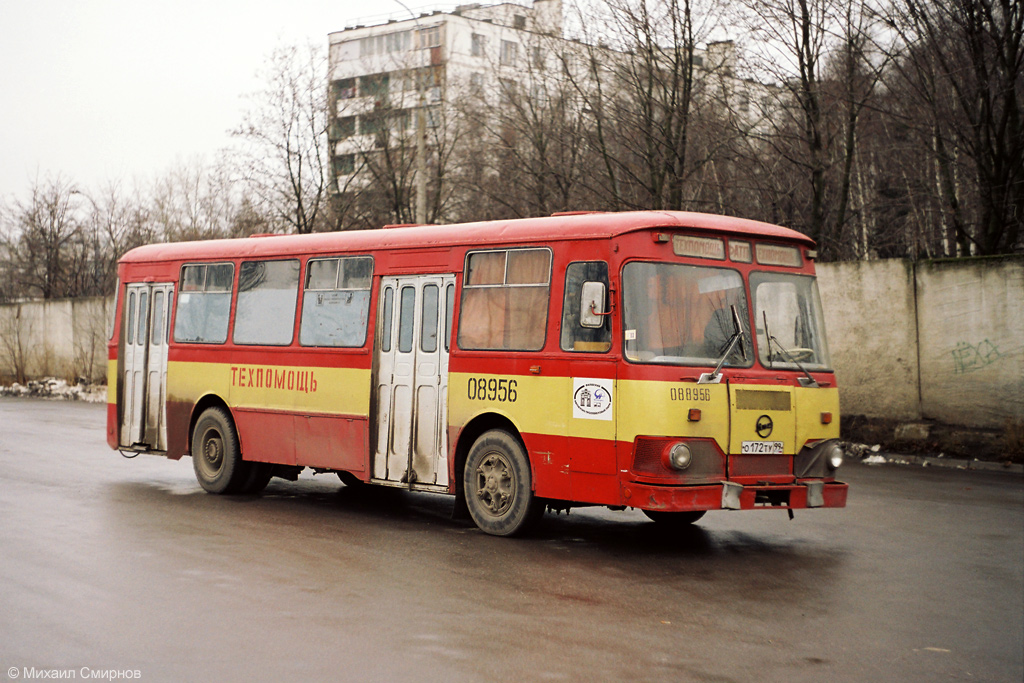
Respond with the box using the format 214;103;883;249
0;0;410;200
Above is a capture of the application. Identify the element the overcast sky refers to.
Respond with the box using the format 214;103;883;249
0;0;403;200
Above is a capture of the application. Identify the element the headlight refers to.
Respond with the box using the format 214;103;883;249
666;443;692;470
826;443;843;470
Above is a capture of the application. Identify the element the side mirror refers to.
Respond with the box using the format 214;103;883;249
580;281;607;328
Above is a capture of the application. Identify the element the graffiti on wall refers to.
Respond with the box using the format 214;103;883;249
951;339;1009;374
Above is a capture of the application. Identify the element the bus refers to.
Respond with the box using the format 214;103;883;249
107;210;847;536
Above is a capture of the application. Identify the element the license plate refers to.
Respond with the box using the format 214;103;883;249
741;441;784;455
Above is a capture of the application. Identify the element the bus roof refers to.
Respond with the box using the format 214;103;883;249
119;210;815;264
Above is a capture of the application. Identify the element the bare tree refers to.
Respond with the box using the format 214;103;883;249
234;43;330;234
3;175;82;299
735;0;888;259
879;0;1024;255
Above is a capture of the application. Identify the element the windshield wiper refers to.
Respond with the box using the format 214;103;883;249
699;305;747;384
762;311;818;387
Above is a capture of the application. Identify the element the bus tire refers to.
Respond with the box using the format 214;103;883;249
643;510;706;527
239;462;273;495
337;471;364;487
464;430;542;536
191;407;249;494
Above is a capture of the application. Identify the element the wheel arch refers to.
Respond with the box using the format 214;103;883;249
451;412;530;509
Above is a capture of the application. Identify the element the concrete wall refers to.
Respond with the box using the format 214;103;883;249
818;255;1024;428
916;257;1024;427
0;296;111;383
817;259;922;421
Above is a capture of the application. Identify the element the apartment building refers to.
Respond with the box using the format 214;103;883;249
326;0;773;212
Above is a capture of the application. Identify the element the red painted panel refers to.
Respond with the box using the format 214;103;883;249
106;403;118;449
519;431;570;500
294;414;369;473
234;409;296;465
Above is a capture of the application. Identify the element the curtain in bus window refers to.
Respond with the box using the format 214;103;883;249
505;249;549;350
459;252;506;349
234;260;300;346
459;249;549;351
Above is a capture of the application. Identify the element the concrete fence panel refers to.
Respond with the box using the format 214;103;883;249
0;296;111;383
817;260;922;421
916;257;1024;428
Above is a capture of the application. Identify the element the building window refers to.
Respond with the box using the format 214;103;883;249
513;14;526;29
392;109;411;131
386;31;411;53
500;40;518;66
426;106;441;128
532;46;544;70
530;83;549;106
333;78;356;100
499;78;517;105
332;116;356;139
417;26;441;49
333;154;355;176
300;257;374;348
359;73;389;99
360;112;385;136
458;248;551;351
470;72;484;92
471;33;486;57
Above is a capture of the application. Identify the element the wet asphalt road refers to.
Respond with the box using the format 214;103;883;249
1;398;1021;683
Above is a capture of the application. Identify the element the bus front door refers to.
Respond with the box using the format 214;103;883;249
120;283;173;451
373;275;454;490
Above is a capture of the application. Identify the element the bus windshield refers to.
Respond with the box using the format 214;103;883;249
622;262;752;366
751;271;831;371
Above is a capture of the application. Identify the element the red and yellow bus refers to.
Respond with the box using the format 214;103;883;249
108;211;847;535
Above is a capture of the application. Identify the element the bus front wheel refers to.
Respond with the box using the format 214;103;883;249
464;430;543;536
192;407;249;494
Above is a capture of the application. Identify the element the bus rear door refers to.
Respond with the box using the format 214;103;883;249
120;283;173;451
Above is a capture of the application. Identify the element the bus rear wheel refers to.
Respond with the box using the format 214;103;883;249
192;407;249;494
464;430;543;537
643;510;706;527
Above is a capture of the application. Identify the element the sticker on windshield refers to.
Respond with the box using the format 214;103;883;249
572;378;613;421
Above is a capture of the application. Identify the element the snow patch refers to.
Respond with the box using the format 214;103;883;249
0;378;107;403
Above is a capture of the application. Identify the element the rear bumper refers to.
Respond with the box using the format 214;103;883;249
621;479;848;512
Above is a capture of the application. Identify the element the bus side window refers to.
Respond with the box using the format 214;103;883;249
126;291;136;345
173;263;234;344
560;261;611;353
458;248;551;351
444;283;454;351
234;259;300;346
300;256;374;348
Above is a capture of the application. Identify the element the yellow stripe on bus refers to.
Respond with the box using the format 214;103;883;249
166;361;372;416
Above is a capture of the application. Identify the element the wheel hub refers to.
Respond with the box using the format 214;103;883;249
475;453;514;516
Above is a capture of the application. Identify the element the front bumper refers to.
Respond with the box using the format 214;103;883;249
622;479;848;512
